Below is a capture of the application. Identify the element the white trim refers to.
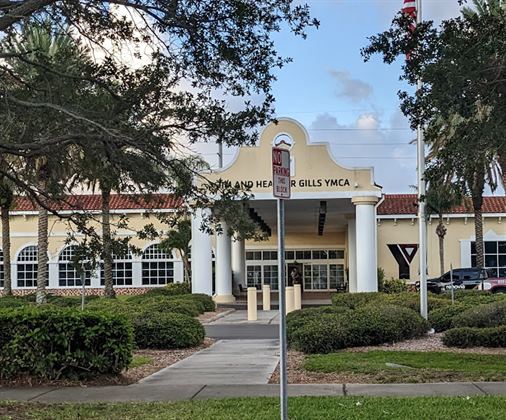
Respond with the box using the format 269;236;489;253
8;208;176;217
249;190;382;200
378;213;506;220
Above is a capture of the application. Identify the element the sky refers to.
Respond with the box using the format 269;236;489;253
194;0;486;194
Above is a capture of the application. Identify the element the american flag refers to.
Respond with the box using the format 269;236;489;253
402;0;417;59
402;0;417;29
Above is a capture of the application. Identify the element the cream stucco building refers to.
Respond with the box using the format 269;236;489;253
0;118;505;298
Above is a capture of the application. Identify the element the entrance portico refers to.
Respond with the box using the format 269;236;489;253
191;118;382;300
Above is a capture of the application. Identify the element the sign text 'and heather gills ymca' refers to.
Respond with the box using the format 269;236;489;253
218;178;351;190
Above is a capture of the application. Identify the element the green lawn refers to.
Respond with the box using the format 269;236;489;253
1;397;505;419
304;351;506;383
129;355;152;369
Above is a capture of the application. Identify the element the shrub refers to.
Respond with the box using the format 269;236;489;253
125;295;201;317
287;306;350;344
428;303;471;332
452;300;506;328
443;326;506;348
331;292;383;309
331;292;449;312
290;304;429;354
0;297;28;309
133;312;204;349
0;307;132;380
380;278;408;294
143;283;191;297
189;294;216;312
168;294;215;313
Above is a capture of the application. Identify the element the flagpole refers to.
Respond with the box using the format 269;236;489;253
416;0;428;319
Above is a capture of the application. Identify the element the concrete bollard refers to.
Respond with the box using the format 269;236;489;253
247;287;258;321
286;286;294;314
294;284;302;310
262;284;271;311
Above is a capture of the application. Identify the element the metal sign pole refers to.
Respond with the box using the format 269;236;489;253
450;264;454;305
416;0;428;320
272;146;290;420
81;262;86;311
277;198;287;420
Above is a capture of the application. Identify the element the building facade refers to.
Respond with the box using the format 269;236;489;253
0;118;505;297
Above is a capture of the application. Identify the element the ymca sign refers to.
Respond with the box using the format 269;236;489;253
272;147;291;199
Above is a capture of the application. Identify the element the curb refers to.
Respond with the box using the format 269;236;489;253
201;308;236;325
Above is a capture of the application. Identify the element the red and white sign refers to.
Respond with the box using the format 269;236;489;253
272;147;291;199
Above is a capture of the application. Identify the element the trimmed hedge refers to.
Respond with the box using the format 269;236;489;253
0;307;132;380
331;292;380;309
443;326;506;348
428;303;471;332
124;295;201;317
142;283;191;297
286;306;350;343
133;312;204;349
452;300;506;329
331;292;449;312
380;278;408;294
290;304;429;354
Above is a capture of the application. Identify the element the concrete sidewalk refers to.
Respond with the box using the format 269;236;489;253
2;382;506;403
139;339;279;385
204;310;279;325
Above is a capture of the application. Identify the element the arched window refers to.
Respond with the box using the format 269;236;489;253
17;245;38;288
58;245;91;287
142;244;174;285
0;249;4;288
100;250;133;286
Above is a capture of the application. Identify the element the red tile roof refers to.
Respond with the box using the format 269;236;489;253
12;194;182;212
378;194;506;215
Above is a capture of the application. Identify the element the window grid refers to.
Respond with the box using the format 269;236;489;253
17;246;42;288
471;241;506;278
100;250;133;286
58;246;91;287
246;265;262;288
246;249;345;261
263;265;279;290
142;244;174;285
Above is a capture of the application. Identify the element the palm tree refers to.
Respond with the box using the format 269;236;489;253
0;159;14;295
425;179;461;276
462;0;505;17
462;0;506;191
8;25;79;303
160;219;192;284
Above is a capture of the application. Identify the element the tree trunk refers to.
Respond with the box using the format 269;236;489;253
36;202;48;304
102;187;115;298
499;154;506;193
473;203;484;269
436;213;447;276
1;206;12;295
182;254;190;284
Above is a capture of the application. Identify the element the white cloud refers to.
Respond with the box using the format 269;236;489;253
328;69;373;102
308;111;417;192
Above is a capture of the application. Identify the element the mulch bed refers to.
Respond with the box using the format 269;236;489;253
269;334;506;384
0;338;214;388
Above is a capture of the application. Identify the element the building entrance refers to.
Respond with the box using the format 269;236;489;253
245;248;346;292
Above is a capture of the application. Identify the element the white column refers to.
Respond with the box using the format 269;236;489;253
231;237;246;292
352;197;379;292
191;208;213;296
347;218;357;293
48;261;58;289
132;260;142;287
214;220;235;303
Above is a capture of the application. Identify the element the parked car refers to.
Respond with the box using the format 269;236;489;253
479;277;506;294
415;267;488;294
